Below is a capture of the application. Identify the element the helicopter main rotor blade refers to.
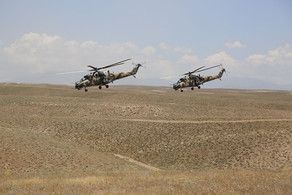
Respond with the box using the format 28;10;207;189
196;64;222;73
87;65;98;71
87;58;132;72
183;66;205;75
56;70;85;75
96;58;132;70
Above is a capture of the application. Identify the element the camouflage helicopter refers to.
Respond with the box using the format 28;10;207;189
75;59;142;92
173;64;226;92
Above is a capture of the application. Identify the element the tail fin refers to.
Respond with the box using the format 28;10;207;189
131;64;142;75
218;68;226;78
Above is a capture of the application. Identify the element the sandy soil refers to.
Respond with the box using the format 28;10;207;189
0;84;291;194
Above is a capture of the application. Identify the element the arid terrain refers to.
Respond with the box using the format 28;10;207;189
0;83;292;194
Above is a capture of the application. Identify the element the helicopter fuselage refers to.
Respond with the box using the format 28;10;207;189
75;64;142;91
173;68;225;91
75;71;109;90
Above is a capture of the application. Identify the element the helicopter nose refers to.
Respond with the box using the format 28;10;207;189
173;84;179;90
75;82;80;89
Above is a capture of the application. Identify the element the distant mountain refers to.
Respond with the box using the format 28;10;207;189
116;76;291;90
2;72;291;90
205;76;292;90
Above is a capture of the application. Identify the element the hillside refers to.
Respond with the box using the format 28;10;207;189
0;84;292;194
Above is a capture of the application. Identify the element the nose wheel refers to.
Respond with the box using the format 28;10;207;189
180;89;183;92
191;87;194;90
85;88;88;92
99;86;102;89
105;85;109;88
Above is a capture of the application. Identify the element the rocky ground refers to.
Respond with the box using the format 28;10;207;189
0;83;291;194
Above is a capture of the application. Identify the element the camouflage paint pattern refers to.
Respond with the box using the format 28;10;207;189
75;64;142;91
173;68;226;91
108;64;141;81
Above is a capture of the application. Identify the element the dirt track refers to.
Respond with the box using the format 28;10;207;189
0;84;292;194
119;118;292;124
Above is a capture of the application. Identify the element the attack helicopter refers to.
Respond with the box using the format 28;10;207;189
173;64;226;92
75;59;142;92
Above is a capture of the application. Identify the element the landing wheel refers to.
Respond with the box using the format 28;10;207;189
85;88;88;92
191;87;194;90
180;89;183;92
105;85;109;88
198;86;201;89
99;86;102;89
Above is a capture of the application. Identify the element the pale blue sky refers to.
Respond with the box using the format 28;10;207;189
0;0;292;89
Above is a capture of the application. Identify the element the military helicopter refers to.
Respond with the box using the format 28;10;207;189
75;59;142;92
173;64;226;92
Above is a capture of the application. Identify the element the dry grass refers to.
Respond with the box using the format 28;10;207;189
0;83;292;194
1;170;292;194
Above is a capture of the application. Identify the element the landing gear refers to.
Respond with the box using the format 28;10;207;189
99;86;102;89
191;87;194;90
198;86;201;89
180;89;183;92
85;88;88;92
105;85;109;88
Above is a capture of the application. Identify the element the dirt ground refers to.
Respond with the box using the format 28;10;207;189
0;83;292;194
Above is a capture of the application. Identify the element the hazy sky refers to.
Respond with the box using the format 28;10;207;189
0;0;292;89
